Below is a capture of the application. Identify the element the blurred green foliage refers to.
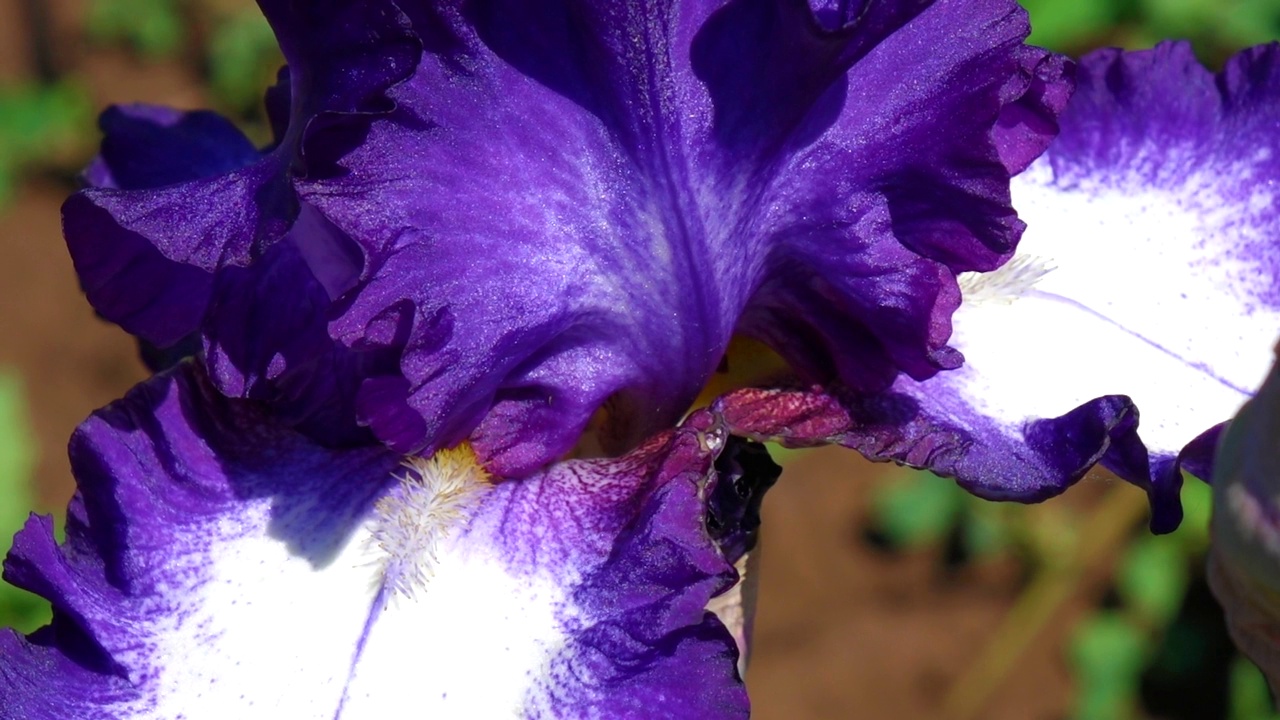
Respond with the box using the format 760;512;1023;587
0;83;92;207
85;0;284;117
87;0;185;58
1024;0;1117;52
0;373;52;633
0;0;283;213
870;468;1276;718
871;468;1018;558
1232;657;1280;720
1023;0;1280;64
1071;611;1149;720
208;9;283;113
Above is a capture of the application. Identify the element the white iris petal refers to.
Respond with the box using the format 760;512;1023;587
941;151;1280;458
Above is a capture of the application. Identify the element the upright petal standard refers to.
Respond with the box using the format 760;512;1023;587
62;0;1069;478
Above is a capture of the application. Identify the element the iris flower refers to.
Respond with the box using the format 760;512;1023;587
3;0;1279;717
63;0;1069;474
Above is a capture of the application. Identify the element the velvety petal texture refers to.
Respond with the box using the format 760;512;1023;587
63;0;1069;475
719;42;1280;533
71;104;399;444
1210;346;1280;696
65;1;418;444
0;365;753;719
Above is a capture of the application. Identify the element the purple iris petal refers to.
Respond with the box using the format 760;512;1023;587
1210;347;1280;694
65;0;417;434
1;364;753;718
714;384;1179;526
85;104;260;190
70;104;388;444
719;42;1280;534
63;0;1069;475
66;104;264;350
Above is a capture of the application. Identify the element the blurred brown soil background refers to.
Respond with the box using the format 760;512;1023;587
0;2;1156;718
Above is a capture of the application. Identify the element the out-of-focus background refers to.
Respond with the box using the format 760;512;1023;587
1;1;1278;718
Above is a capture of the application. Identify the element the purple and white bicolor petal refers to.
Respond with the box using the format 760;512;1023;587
717;42;1280;533
63;0;1070;475
0;365;764;718
1209;345;1280;695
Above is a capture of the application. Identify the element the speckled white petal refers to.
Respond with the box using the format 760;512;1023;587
971;144;1280;456
899;42;1280;485
708;43;1280;534
1;367;749;719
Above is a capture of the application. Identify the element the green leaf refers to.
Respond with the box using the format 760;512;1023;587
0;83;93;152
0;82;94;210
961;500;1010;557
1136;0;1221;38
871;471;965;548
1022;0;1117;50
1176;474;1212;556
87;0;184;58
1217;2;1280;50
0;372;51;633
0;373;36;536
1117;534;1188;627
208;10;285;112
1229;655;1280;720
761;442;807;466
1069;612;1149;720
0;170;13;213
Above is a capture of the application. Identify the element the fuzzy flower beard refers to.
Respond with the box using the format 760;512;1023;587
6;1;1280;716
1;364;780;719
